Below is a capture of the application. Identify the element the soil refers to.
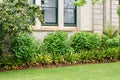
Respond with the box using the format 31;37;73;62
1;61;119;72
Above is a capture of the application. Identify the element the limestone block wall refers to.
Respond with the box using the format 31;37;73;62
93;1;104;34
93;0;119;34
111;0;119;27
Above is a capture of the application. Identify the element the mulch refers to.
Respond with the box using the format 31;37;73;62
1;61;119;72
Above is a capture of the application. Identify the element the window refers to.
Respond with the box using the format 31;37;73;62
64;0;76;26
41;0;58;25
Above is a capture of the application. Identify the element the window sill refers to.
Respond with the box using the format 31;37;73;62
33;26;79;32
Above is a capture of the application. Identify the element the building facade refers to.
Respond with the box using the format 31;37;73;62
32;0;119;32
0;0;119;40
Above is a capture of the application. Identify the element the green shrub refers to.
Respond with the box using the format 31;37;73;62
101;34;109;47
105;35;120;48
104;48;119;61
10;33;37;63
70;32;101;53
79;48;120;63
43;31;73;54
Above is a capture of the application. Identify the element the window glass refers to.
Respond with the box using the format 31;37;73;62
43;8;56;23
30;0;35;4
64;0;75;8
64;9;75;23
41;0;57;25
42;0;56;7
64;0;76;25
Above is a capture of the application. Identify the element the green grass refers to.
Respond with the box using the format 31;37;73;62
0;62;120;80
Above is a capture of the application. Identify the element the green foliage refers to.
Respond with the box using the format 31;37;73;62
0;0;43;54
0;0;43;35
73;0;87;6
117;5;120;17
103;25;119;38
51;54;65;64
36;54;52;65
43;31;73;54
64;53;79;64
101;34;109;47
0;55;18;70
117;5;120;31
10;33;37;62
70;32;101;53
105;36;120;48
74;0;105;6
0;41;4;54
1;47;120;70
79;48;120;63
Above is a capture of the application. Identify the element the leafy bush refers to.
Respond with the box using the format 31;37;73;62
43;31;73;54
101;34;109;47
105;35;120;48
79;48;120;63
0;0;43;35
10;33;37;62
70;32;101;52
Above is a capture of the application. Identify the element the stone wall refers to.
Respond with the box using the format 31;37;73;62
111;0;119;27
93;1;104;34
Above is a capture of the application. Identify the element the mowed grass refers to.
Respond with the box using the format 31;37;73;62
0;62;120;80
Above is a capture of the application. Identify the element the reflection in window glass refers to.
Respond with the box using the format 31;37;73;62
64;0;76;25
41;0;57;24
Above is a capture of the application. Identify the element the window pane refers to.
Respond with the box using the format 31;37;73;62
30;0;34;4
41;0;57;24
64;9;75;23
42;0;56;7
64;0;75;8
64;0;76;24
42;8;56;23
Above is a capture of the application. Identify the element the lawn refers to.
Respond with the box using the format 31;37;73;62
0;62;120;80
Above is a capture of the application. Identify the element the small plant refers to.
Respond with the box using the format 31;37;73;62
70;32;101;53
103;25;119;38
36;54;52;65
51;54;65;64
64;53;79;64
